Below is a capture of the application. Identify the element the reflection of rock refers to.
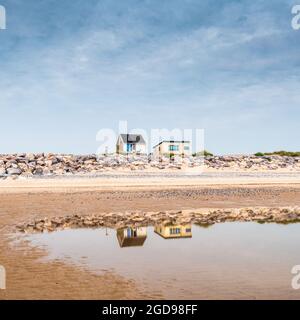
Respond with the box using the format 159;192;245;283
16;206;300;234
117;227;147;247
155;223;192;239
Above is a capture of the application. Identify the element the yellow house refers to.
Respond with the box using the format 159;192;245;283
117;227;147;247
154;223;192;239
153;140;191;158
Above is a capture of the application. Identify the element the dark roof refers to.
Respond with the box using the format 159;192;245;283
119;134;146;144
153;140;190;148
117;236;147;247
117;230;147;248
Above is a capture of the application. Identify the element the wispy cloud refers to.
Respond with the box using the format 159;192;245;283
0;0;299;153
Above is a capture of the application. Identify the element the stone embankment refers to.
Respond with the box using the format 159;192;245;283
0;153;299;177
17;207;300;233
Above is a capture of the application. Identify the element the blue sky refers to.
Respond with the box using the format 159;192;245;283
0;0;299;154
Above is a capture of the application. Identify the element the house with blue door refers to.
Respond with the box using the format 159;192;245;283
116;134;146;154
117;227;147;247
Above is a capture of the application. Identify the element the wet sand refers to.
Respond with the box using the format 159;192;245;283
1;172;300;299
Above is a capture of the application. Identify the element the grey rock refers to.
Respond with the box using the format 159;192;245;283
7;167;22;175
33;168;44;175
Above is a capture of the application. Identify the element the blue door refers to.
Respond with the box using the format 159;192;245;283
126;143;133;152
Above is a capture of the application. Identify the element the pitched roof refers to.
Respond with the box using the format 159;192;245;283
119;134;146;144
116;229;147;247
117;235;147;247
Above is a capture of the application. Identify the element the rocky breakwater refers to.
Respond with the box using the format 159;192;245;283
16;207;300;234
0;153;299;178
204;155;300;170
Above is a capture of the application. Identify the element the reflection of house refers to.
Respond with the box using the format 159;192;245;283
154;224;192;239
153;141;191;158
116;134;146;154
117;227;147;247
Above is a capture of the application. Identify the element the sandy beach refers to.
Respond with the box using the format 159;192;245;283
2;0;300;306
0;171;300;299
0;170;299;193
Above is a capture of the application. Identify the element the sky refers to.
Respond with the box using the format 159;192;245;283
0;0;299;155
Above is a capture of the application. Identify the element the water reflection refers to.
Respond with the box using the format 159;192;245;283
25;222;300;299
154;223;192;239
116;223;192;247
117;227;147;247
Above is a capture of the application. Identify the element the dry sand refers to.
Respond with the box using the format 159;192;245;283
0;170;299;193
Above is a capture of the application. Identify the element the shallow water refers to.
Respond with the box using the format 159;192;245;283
25;222;300;299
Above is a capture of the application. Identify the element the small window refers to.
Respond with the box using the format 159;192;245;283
186;228;191;233
184;146;190;150
169;145;179;151
170;228;175;235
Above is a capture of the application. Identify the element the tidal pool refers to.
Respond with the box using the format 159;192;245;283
25;222;300;299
